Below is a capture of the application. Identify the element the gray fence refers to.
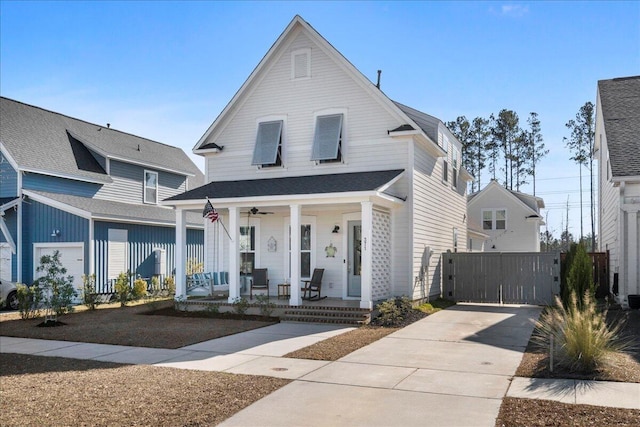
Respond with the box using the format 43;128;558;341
442;252;561;305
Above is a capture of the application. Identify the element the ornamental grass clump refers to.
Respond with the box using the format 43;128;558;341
535;291;630;373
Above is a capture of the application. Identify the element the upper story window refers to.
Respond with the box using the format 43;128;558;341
144;170;158;204
452;147;459;188
441;133;449;153
291;48;311;80
482;209;507;230
442;156;449;183
311;114;343;164
252;120;283;168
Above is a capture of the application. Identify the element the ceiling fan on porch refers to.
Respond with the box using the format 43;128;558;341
249;207;274;215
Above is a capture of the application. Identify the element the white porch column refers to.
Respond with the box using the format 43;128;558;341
228;207;240;303
625;206;639;298
360;201;374;309
289;204;302;306
175;208;187;299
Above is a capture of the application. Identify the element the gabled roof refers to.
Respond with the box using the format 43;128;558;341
164;169;404;202
597;76;640;178
1;97;203;184
24;190;203;227
468;180;544;218
193;15;442;157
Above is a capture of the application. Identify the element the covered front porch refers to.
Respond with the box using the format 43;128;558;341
163;170;406;310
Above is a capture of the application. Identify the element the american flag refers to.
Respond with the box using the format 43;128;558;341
202;200;219;223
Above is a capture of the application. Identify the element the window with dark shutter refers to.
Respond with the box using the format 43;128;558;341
311;114;343;163
252;121;283;167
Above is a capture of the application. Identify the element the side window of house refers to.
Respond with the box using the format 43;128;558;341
482;209;507;230
311;114;343;164
252;120;283;168
144;170;158;204
452;147;459;188
453;228;458;253
442;135;449;183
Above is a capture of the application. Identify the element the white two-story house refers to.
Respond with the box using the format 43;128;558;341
165;15;471;309
595;75;640;308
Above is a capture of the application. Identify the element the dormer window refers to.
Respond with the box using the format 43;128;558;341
252;120;283;168
144;170;158;204
311;114;343;163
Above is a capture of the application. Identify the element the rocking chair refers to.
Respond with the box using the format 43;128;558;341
250;268;269;299
302;268;325;300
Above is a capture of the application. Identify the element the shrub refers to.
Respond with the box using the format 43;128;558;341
232;297;249;315
114;272;131;307
535;292;631;373
132;278;148;301
17;283;43;320
35;251;77;323
376;296;413;327
82;274;101;310
164;276;176;297
174;294;188;312
561;243;579;304
255;294;276;317
565;244;594;308
149;276;162;299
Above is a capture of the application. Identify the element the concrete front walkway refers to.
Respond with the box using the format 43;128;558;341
220;304;543;426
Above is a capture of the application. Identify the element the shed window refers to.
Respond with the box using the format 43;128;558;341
311;114;343;163
144;170;158;204
252;121;283;167
482;209;507;230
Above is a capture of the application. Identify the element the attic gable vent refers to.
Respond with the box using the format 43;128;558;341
291;48;311;80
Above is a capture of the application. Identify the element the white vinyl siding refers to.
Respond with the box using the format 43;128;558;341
311;114;343;162
108;229;128;280
252;121;283;167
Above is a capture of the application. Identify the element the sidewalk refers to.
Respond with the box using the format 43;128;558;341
2;304;638;426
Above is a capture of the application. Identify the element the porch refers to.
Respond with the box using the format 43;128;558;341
164;170;406;310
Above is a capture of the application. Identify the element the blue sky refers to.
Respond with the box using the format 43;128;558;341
1;1;639;240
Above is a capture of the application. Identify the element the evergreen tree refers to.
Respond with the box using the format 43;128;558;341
525;112;548;196
565;102;595;247
491;109;521;190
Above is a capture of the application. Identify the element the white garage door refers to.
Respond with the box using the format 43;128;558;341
0;243;12;282
34;243;85;301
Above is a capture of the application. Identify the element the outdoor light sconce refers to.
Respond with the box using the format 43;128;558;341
51;229;60;237
332;225;340;234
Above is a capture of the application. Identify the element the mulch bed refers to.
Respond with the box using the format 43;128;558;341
0;353;290;427
0;301;278;349
496;397;640;427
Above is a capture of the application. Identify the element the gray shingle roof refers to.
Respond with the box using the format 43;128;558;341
392;101;439;142
26;190;203;227
1;97;203;184
165;169;405;201
598;76;640;177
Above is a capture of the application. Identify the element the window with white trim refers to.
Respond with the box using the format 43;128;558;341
453;228;458;253
239;225;256;275
482;209;507;230
311;114;343;163
252;120;283;168
442;157;449;183
452;147;459;188
285;217;316;280
144;170;158;204
291;48;311;79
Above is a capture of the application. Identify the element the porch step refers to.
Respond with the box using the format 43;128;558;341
282;307;371;325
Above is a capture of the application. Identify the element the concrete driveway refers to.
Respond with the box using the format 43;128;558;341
220;303;542;427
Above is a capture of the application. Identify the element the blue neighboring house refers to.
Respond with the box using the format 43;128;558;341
0;97;204;295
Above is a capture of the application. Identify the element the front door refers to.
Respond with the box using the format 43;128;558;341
347;220;362;297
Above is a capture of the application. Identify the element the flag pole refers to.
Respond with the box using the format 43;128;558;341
218;218;232;240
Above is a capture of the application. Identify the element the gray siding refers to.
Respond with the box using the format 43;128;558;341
0;152;18;197
23;172;100;197
96;160;187;204
22;200;90;284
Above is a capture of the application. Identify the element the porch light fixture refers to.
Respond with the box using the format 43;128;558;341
51;229;60;237
332;225;340;234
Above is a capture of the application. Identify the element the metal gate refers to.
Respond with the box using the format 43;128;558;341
442;252;561;305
